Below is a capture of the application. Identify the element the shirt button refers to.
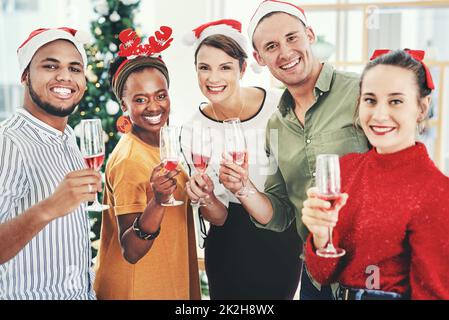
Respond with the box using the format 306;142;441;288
312;172;316;177
306;139;311;144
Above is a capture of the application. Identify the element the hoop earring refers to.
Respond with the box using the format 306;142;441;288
116;110;132;134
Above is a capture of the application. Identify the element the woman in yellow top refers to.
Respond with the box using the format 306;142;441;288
93;51;200;299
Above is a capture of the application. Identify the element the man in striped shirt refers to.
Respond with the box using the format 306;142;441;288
0;28;101;299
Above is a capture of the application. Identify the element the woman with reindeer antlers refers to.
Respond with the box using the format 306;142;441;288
93;27;200;300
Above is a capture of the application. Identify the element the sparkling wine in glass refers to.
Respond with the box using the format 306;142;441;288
160;126;184;207
223;118;255;198
191;127;212;207
315;154;345;258
80;119;110;211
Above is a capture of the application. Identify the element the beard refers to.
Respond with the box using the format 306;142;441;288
27;75;83;117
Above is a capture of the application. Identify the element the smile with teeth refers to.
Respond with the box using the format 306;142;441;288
144;114;162;124
207;85;226;93
280;58;300;70
370;125;396;134
50;86;74;99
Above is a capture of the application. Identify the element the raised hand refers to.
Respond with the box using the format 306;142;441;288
44;169;102;220
150;163;181;205
186;172;215;204
218;153;249;194
301;187;348;247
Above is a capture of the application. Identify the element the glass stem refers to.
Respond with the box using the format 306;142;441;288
93;192;100;205
327;226;336;251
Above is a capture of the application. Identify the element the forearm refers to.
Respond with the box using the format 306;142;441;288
120;199;164;264
0;200;53;264
199;195;228;226
238;180;274;225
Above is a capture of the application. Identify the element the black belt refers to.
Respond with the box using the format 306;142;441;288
337;286;406;300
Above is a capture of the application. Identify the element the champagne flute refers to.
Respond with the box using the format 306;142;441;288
315;154;345;258
191;127;212;207
160;126;184;207
223;118;255;198
80;119;110;211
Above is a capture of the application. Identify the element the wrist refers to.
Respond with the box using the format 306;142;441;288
313;234;329;250
132;215;161;241
36;199;58;223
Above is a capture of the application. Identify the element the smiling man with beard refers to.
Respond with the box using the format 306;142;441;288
0;28;101;299
218;0;370;300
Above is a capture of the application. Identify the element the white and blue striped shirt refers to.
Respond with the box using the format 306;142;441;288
0;108;95;300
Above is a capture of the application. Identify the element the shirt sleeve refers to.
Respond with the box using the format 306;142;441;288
108;158;152;216
408;178;449;299
251;121;295;232
0;134;29;223
304;232;343;285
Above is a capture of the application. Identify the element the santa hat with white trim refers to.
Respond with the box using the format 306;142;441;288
17;27;90;78
248;0;310;44
183;19;248;53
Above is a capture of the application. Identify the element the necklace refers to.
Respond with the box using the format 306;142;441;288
210;101;245;121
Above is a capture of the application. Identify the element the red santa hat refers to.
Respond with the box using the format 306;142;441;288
17;27;90;77
183;19;247;53
248;0;309;43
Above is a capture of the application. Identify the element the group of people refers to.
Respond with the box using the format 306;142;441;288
1;0;448;300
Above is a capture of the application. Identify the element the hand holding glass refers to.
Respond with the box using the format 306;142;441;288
159;126;183;207
191;127;212;207
80;119;110;211
223;118;255;197
315;154;345;258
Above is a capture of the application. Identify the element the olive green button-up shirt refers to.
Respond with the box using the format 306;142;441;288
257;62;370;241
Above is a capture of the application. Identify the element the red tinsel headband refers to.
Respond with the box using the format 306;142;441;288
370;49;435;90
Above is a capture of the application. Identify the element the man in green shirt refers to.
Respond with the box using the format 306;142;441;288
219;0;369;299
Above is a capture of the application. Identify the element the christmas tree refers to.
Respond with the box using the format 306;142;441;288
68;0;141;257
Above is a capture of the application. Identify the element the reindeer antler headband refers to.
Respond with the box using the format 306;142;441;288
112;26;173;84
111;26;173;101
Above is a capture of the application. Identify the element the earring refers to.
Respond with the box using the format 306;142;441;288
417;121;425;135
116;110;132;134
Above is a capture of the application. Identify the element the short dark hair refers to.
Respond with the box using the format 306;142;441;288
108;56;169;101
194;34;247;70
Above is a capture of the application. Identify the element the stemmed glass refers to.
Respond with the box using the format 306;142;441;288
80;119;110;211
191;127;212;207
223;118;255;198
315;154;345;258
159;126;184;207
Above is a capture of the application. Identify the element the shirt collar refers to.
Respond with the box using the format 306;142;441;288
17;107;74;138
278;62;335;116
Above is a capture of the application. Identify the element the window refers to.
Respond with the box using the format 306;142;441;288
302;1;449;175
1;0;38;12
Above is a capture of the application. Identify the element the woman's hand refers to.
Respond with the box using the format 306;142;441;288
186;172;215;204
218;153;249;194
301;187;348;248
150;163;180;205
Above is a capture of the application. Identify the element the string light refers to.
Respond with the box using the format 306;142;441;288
95;107;101;113
95;83;101;88
80;111;86;116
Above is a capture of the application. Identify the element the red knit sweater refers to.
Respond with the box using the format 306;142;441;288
305;143;449;299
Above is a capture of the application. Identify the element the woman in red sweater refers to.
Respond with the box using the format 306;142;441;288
302;49;449;300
